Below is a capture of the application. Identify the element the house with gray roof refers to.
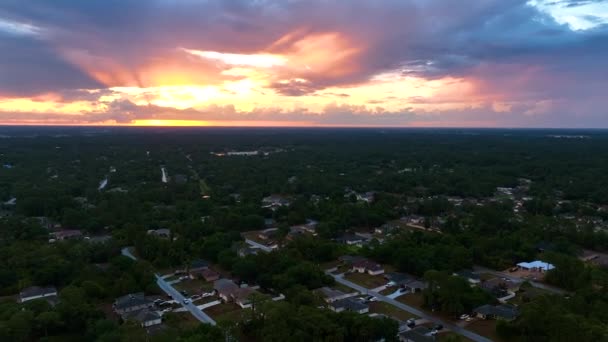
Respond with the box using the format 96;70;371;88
123;308;162;327
113;293;154;315
329;297;369;314
473;304;519;321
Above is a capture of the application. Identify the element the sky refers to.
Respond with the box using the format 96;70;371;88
0;0;607;127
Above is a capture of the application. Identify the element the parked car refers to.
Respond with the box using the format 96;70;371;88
202;291;215;298
459;314;470;320
433;324;443;331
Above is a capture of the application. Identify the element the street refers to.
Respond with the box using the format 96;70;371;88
328;272;493;342
121;247;216;325
156;275;216;325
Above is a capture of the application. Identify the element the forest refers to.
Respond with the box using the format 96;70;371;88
0;127;607;341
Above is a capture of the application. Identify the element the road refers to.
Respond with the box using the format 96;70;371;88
120;247;216;325
156;275;216;325
328;272;493;342
473;266;567;295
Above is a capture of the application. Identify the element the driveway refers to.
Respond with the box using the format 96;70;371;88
327;272;493;342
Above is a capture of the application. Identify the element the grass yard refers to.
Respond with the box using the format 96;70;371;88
438;332;474;342
466;319;505;342
369;301;417;321
204;302;242;320
174;279;213;294
397;292;425;308
345;272;387;289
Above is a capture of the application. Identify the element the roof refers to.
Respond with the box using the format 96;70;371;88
114;293;152;311
384;272;414;284
317;287;347;299
123;309;161;323
331;298;368;312
399;326;434;342
405;280;428;290
147;229;170;236
481;278;519;291
517;260;555;271
213;279;239;294
338;255;366;264
20;286;57;298
232;287;255;302
200;268;219;278
52;230;82;239
474;304;519;320
352;259;383;271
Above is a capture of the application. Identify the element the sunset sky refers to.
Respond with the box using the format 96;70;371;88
0;0;607;127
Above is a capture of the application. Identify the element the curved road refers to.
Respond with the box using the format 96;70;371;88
328;272;493;342
120;247;216;325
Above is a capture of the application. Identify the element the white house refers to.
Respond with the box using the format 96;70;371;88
517;260;555;273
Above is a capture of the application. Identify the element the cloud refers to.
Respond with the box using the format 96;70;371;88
0;0;606;126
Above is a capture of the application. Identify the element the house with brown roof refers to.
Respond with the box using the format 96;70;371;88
352;259;385;276
200;268;220;282
213;279;239;302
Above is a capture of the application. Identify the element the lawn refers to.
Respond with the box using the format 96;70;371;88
345;272;387;289
369;301;417;321
174;279;213;294
438;332;474;342
466;319;505;342
332;283;357;294
204;302;242;320
164;312;202;330
397;292;425;308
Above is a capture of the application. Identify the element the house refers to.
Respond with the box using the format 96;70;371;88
480;278;520;297
399;326;435;342
261;195;291;209
258;228;279;240
214;279;239;302
517;260;555;273
123;309;162;327
473;304;519;321
232;287;256;308
316;287;356;303
329;298;369;314
147;229;171;239
356;192;375;203
384;272;415;287
113;293;154;315
454;270;481;285
19;286;58;303
50;230;83;241
188;259;211;278
237;245;261;257
352;259;385;275
200;268;220;282
339;255;367;265
404;280;428;293
335;233;366;246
